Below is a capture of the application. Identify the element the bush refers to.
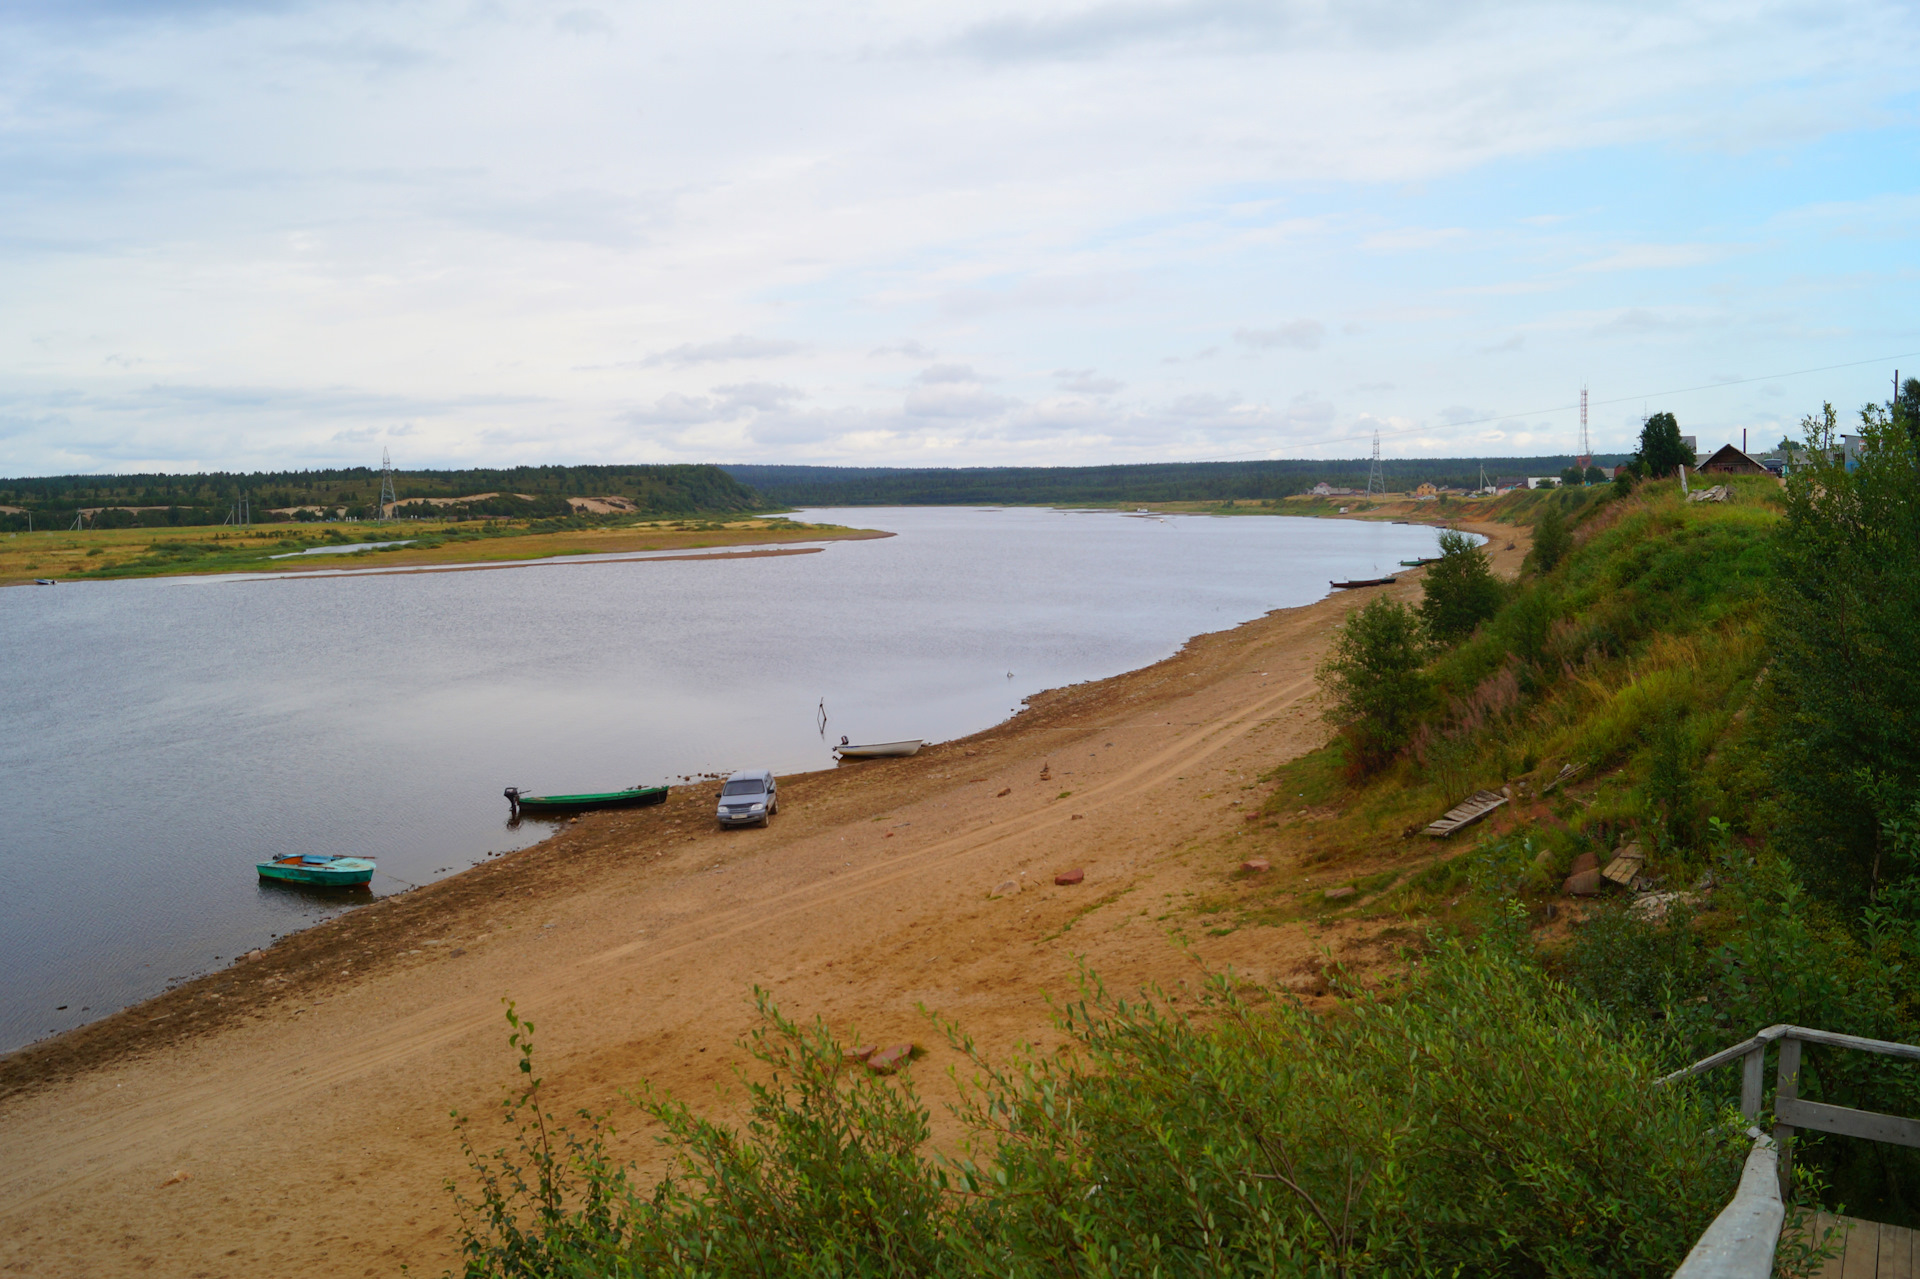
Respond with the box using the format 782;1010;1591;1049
1766;402;1920;905
448;942;1749;1278
1418;528;1504;644
1527;500;1573;574
1317;597;1431;773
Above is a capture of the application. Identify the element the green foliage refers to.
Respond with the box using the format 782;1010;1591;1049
1317;597;1431;773
1765;401;1920;905
449;943;1746;1277
0;463;760;532
1417;529;1504;644
448;1003;636;1276
1636;412;1693;478
1526;499;1574;573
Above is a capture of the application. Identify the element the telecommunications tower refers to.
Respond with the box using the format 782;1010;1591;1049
377;447;397;517
1577;385;1591;471
1365;430;1385;497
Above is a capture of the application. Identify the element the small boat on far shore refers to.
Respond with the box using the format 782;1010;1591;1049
1330;576;1397;589
505;785;669;814
834;739;924;759
257;854;375;887
1398;557;1441;567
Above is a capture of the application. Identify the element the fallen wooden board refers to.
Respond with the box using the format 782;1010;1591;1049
1601;848;1645;887
1423;789;1508;838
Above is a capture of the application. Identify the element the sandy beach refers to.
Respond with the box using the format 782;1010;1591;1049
0;521;1523;1278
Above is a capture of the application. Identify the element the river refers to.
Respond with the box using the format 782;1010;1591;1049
0;506;1443;1051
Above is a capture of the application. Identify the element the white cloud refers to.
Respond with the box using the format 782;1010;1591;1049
0;0;1911;471
636;336;807;369
1234;321;1323;351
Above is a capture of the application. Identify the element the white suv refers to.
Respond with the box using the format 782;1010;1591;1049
716;769;778;827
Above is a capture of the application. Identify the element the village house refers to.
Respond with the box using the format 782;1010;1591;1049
1696;444;1771;476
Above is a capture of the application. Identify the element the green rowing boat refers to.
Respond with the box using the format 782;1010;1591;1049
257;854;376;887
505;785;669;814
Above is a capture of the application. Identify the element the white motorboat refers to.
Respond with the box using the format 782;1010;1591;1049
833;739;924;759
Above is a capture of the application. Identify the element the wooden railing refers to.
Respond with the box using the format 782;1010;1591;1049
1660;1024;1920;1278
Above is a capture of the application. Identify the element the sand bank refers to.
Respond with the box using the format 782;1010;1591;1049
0;522;1522;1278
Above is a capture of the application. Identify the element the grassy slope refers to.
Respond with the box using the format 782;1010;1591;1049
1193;475;1782;932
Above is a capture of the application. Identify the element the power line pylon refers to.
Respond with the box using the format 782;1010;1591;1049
377;448;397;518
1365;430;1385;497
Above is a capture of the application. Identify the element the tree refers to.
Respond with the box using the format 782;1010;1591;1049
1528;500;1573;573
1894;378;1920;453
1767;401;1920;905
1584;464;1608;485
1319;597;1431;773
1559;465;1586;487
1636;411;1692;478
1419;529;1504;644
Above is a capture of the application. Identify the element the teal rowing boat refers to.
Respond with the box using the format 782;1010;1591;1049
505;785;669;814
257;854;376;887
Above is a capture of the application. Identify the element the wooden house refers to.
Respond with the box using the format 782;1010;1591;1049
1697;444;1771;476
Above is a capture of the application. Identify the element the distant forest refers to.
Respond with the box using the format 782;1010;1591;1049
1;455;1637;532
0;464;757;531
724;456;1630;507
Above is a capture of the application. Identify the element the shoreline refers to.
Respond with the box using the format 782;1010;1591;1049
0;518;889;588
0;518;1520;1279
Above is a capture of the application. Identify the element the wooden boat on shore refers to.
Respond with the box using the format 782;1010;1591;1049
833;740;924;759
257;854;375;887
1398;557;1440;567
504;784;669;814
1330;576;1397;589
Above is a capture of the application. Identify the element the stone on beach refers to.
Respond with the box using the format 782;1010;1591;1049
1241;859;1269;873
866;1043;914;1073
1054;868;1084;886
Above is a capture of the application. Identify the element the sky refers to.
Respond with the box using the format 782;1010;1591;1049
2;0;1917;475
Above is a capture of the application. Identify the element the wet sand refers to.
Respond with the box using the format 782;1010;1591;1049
0;522;1522;1278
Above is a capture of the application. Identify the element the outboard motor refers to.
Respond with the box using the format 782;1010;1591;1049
504;786;522;811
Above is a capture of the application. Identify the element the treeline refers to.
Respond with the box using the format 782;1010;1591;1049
0;464;759;531
724;456;1629;506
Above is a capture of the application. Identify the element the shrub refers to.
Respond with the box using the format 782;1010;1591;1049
1317;597;1431;774
1766;400;1920;905
1417;529;1503;644
1527;500;1573;573
448;942;1750;1278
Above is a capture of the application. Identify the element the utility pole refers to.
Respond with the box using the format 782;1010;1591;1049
1366;430;1385;497
1577;385;1591;471
378;448;397;519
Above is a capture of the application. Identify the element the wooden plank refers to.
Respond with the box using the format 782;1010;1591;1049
1421;789;1507;838
1776;1097;1920;1150
1742;1046;1766;1120
1841;1216;1878;1279
1811;1213;1851;1279
1879;1220;1914;1279
1785;1027;1920;1066
1807;1212;1851;1279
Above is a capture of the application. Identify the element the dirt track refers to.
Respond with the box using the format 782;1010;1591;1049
0;522;1523;1278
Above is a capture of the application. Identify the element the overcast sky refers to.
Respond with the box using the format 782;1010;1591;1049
2;0;1916;475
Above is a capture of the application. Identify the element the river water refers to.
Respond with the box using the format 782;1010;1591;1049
0;507;1441;1051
